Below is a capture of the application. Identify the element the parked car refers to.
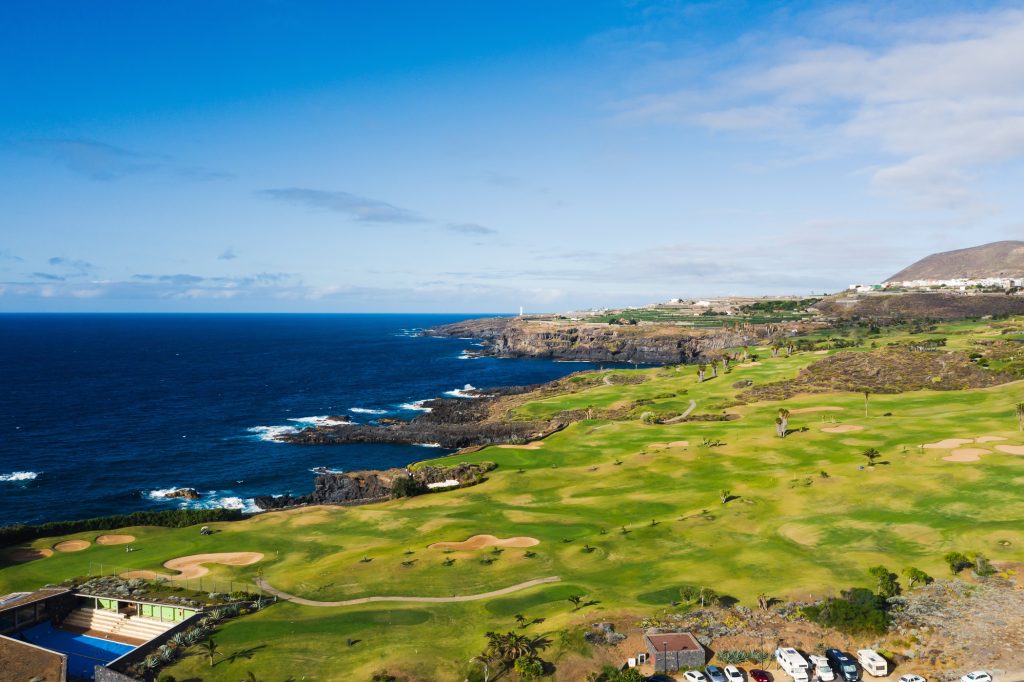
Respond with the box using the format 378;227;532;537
725;665;745;682
685;671;710;682
751;670;772;682
960;673;992;682
899;675;926;682
706;665;728;682
809;655;835;682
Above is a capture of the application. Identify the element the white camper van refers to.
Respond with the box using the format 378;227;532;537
776;648;811;682
856;650;888;678
809;655;836;682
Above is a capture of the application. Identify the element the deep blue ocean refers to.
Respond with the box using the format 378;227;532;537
0;314;609;525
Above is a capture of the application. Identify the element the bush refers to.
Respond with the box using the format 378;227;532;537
391;476;428;498
801;588;890;634
514;656;544;680
0;508;246;548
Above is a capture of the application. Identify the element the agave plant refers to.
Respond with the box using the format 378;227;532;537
158;646;177;664
171;631;190;647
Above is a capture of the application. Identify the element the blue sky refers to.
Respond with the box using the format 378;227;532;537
2;0;1023;312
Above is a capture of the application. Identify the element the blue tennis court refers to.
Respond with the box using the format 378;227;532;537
18;621;136;679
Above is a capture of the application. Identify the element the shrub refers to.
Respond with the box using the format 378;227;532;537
391;476;427;498
801;588;890;635
514;656;544;680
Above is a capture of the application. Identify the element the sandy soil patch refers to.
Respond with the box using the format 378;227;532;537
161;552;264;579
668;440;689;447
2;547;53;562
821;425;863;433
976;436;1008;443
790;406;844;414
496;442;543;450
54;540;90;552
924;438;975;449
119;570;161;580
428;534;540;551
96;534;135;545
943;448;989;462
814;350;829;355
737;362;760;367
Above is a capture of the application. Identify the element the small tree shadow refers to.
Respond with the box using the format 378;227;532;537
225;644;268;664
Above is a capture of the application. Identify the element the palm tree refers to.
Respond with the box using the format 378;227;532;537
697;364;706;382
776;408;790;438
1016;402;1024;432
471;653;493;682
567;595;584;610
484;631;536;669
863;390;871;417
719;489;731;504
514;613;527;628
861;448;881;467
244;672;263;682
202;638;219;667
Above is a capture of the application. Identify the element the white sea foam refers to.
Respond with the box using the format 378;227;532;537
444;384;480;398
147;488;259;513
398;400;432;412
415;443;442;448
309;466;345;475
0;471;39;482
288;415;351;426
349;407;387;415
247;425;300;441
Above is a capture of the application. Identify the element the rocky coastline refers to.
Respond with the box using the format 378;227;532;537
427;316;792;364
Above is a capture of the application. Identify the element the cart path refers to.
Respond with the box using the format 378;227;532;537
662;400;698;424
255;575;561;607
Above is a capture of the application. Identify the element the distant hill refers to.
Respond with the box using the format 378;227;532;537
886;240;1024;282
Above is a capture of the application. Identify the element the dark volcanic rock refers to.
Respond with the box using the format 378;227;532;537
254;462;495;510
162;488;200;500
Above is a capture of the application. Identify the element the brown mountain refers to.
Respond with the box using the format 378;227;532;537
886;240;1024;282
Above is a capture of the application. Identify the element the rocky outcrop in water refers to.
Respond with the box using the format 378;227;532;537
428;317;787;364
253;462;495;510
162;488;200;500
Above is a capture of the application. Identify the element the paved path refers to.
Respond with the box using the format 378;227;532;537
256;575;561;607
662;400;698;424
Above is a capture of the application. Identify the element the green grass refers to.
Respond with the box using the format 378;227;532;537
4;318;1024;680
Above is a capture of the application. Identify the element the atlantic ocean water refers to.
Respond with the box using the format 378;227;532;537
0;314;609;525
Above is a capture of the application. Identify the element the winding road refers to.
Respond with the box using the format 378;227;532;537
662;400;698;424
255;575;562;607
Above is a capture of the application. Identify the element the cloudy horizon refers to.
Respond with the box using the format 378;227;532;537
2;1;1024;313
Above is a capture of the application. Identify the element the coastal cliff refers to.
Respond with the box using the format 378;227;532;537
429;316;797;364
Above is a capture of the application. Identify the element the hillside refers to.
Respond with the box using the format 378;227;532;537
887;240;1024;282
812;292;1024;320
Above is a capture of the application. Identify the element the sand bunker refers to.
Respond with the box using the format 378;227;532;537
822;425;864;433
976;436;1008;443
996;445;1024;455
924;438;975;449
54;540;90;552
648;441;689;450
496;442;543;450
428;535;540;551
737;362;760;367
790;406;843;414
122;552;265;581
668;440;689;447
3;547;53;562
96;535;135;545
943;448;989;462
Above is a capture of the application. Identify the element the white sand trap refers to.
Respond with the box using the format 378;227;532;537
3;547;53;562
996;445;1024;455
822;425;863;433
54;540;90;552
790;406;844;414
428;534;540;551
924;438;975;449
976;436;1008;443
496;442;542;450
96;534;135;545
943;448;989;462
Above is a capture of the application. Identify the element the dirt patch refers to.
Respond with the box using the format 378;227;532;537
496;442;543;450
2;547;53;562
53;540;90;552
924;438;976;449
790;406;844;414
943;448;989;462
737;362;760;367
428;534;540;551
96;535;135;545
821;425;864;433
777;522;822;546
996;445;1024;455
119;570;161;580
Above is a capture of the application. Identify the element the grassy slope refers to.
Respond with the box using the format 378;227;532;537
3;319;1024;680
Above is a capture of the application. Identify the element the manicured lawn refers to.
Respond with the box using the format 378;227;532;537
4;319;1024;680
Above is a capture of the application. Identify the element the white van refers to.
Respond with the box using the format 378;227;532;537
776;648;811;682
809;655;836;682
856;650;888;678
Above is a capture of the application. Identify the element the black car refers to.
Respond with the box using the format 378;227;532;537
825;649;860;682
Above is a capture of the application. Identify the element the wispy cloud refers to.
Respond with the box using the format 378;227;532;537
615;7;1024;214
26;138;232;182
445;222;497;235
0;250;23;262
32;272;65;281
47;256;95;277
217;248;238;260
258;188;426;224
